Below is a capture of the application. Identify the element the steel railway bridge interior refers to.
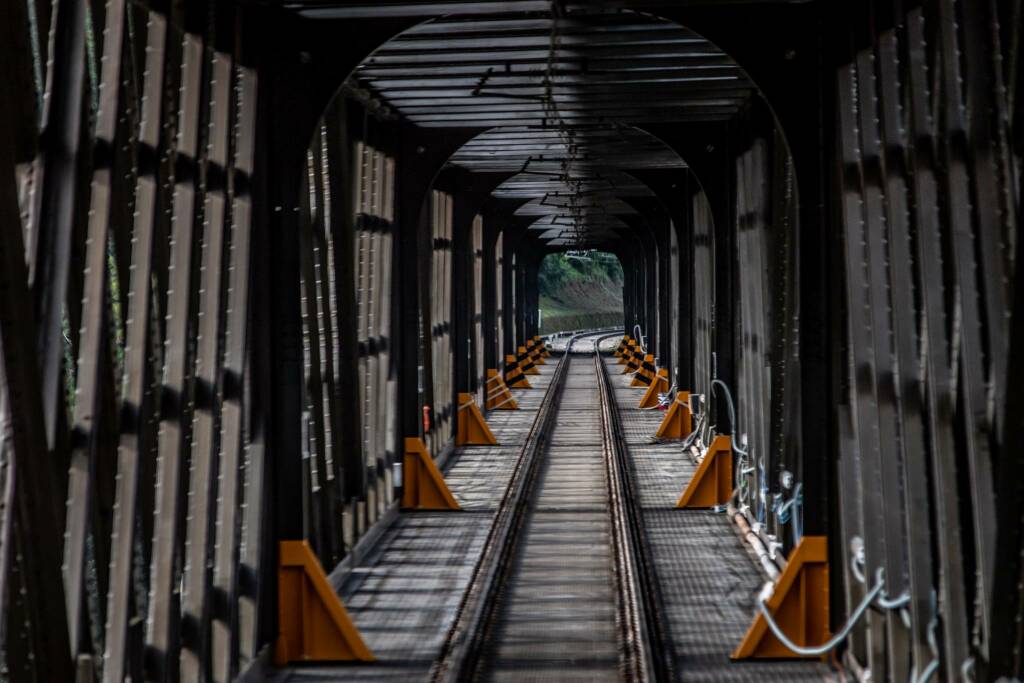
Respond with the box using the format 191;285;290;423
1;0;1022;681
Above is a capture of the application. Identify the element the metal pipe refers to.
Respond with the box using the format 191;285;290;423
728;502;781;581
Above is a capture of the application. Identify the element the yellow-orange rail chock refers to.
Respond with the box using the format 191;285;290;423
518;346;540;375
617;339;635;366
614;336;630;358
402;437;460;510
275;540;375;666
655;391;692;439
631;354;656;388
732;536;830;659
639;368;669;408
537;336;551;357
485;370;518;410
618;344;634;376
504;355;532;388
457;393;497;445
527;338;546;365
676;434;733;508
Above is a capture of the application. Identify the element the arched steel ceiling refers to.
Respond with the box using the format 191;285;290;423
337;7;758;245
350;11;754;127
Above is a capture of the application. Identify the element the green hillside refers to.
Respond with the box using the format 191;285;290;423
538;251;624;333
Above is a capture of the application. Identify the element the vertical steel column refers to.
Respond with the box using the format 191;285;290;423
147;29;208;683
393;125;480;445
481;216;498;375
502;228;516;358
0;2;74;675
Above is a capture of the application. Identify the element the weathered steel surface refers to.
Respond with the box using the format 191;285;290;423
1;1;1021;680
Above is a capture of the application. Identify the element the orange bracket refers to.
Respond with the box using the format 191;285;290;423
538;336;551;357
631;354;656;387
620;354;635;373
274;540;375;666
402;437;460;510
518;346;540;375
639;368;669;408
676;434;732;508
617;341;634;366
528;339;546;365
504;355;532;388
655;391;692;439
614;336;630;357
732;536;830;659
485;370;519;410
457;393;498;445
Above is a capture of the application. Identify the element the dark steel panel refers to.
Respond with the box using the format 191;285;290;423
62;0;127;660
102;9;167;682
31;0;88;450
874;25;936;669
902;9;970;672
935;1;996;647
146;31;204;683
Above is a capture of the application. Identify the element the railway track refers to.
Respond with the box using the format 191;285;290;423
430;331;670;682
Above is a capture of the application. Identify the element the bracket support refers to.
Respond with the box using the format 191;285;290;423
639;368;669;408
402;437;460;510
457;393;498;445
676;434;732;508
485;369;519;410
655;391;692;439
732;536;830;659
274;540;375;665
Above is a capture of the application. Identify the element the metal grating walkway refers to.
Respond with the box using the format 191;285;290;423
275;364;557;681
604;356;829;682
274;353;830;682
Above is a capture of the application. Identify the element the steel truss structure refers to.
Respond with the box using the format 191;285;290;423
0;0;1021;680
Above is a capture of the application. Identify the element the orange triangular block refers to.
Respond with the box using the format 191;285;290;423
457;393;498;445
275;540;375;665
616;340;634;365
621;347;641;374
614;336;630;358
536;336;551;357
535;336;551;357
485;370;519;410
529;342;546;365
630;354;655;387
677;434;732;508
732;536;830;659
402;437;460;510
639;368;669;408
655;391;692;439
518;346;540;375
505;355;532;388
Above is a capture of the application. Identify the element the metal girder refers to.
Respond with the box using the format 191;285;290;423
292;0;807;18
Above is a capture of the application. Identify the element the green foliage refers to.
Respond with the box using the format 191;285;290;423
537;251;623;298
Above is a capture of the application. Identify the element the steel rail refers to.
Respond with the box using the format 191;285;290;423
428;330;599;681
594;332;674;681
